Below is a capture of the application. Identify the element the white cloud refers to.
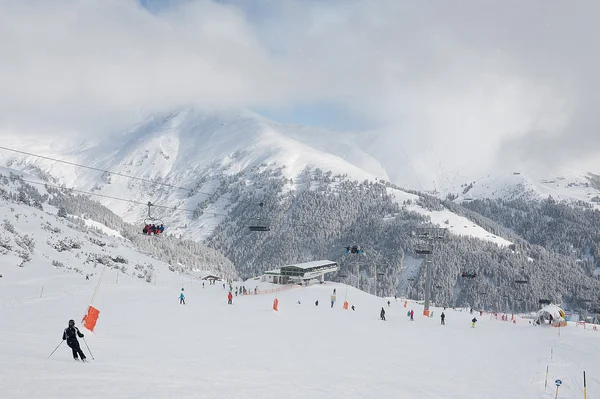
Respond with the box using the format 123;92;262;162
1;0;599;184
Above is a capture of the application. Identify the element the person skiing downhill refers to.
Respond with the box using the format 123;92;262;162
227;291;233;305
179;289;185;305
62;319;86;361
471;317;478;328
441;312;446;325
410;309;414;321
380;307;386;321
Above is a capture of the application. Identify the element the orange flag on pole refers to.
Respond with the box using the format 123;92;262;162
82;305;100;332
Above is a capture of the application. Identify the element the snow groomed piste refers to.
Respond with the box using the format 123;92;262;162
1;266;597;399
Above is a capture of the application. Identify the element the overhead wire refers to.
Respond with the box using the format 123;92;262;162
16;177;230;218
0;145;215;196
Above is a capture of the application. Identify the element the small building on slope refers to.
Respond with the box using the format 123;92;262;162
263;260;339;284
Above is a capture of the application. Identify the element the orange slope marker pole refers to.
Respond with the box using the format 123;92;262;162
81;263;107;332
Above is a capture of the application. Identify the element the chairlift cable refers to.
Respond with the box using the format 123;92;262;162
17;178;230;217
0;145;218;196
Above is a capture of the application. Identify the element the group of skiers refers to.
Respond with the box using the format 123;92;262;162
142;223;164;235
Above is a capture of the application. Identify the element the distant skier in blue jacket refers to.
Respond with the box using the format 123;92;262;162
179;289;185;305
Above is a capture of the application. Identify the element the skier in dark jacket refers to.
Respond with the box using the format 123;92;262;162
440;312;446;325
63;319;86;361
380;307;386;321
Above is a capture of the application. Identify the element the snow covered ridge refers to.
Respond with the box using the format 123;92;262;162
454;169;600;208
0;171;236;284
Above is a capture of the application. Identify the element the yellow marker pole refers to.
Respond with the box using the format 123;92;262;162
545;366;549;391
40;287;44;298
583;371;587;399
551;348;553;360
555;385;559;399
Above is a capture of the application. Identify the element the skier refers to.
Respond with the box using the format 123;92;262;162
387;300;391;308
351;305;355;311
179;289;185;305
333;288;336;295
202;282;205;289
410;309;414;321
315;300;319;306
471;317;478;328
62;319;86;361
227;291;233;305
440;312;446;325
380;307;386;321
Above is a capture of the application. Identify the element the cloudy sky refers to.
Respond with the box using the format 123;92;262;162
1;0;598;187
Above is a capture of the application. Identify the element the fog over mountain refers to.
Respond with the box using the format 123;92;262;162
1;0;599;188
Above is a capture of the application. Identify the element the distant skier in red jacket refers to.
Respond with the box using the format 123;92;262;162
227;291;233;305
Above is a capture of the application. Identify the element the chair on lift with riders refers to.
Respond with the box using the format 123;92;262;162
142;201;165;236
345;245;364;254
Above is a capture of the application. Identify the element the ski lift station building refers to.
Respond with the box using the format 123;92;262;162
263;260;339;284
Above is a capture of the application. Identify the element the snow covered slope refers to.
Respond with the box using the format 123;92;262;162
387;187;512;247
1;267;597;398
0;167;236;288
455;168;600;208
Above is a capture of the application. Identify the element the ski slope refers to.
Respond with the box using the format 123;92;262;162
1;270;597;398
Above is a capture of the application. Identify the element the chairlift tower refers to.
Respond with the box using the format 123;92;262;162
414;227;447;317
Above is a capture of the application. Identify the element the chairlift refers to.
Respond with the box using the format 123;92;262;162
538;299;551;305
142;202;165;235
248;202;270;232
414;227;448;240
461;271;476;279
345;245;364;254
415;242;433;255
144;202;164;225
514;266;529;284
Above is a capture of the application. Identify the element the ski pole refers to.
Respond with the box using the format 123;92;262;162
82;337;95;360
47;340;64;359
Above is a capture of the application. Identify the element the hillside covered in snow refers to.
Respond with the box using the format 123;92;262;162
0;168;236;288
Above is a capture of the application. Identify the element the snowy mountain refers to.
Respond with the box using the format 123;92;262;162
0;108;508;243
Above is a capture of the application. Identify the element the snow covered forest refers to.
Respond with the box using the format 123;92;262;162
0;172;236;279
